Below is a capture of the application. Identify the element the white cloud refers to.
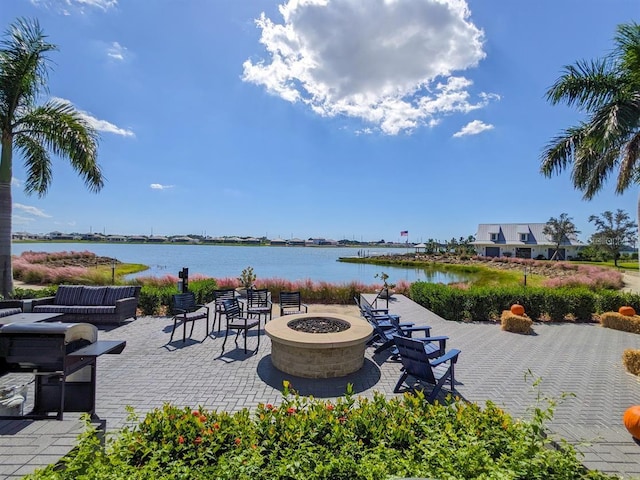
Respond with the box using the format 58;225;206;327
11;177;22;188
51;97;135;137
150;184;174;190
243;0;498;135
107;42;127;61
13;203;51;218
12;215;35;225
30;0;117;12
453;119;494;137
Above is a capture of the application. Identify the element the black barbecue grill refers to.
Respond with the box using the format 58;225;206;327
0;322;125;420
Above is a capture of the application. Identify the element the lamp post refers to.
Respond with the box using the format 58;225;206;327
523;266;528;287
111;258;116;285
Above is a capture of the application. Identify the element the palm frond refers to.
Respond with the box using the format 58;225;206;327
540;125;587;177
0;18;56;128
14;99;103;196
618;130;640;194
545;60;620;112
14;134;52;195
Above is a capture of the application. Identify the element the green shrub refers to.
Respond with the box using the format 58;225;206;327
567;288;597;322
12;286;57;299
26;387;615;480
544;290;572;321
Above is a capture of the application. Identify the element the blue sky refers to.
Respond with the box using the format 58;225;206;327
2;0;638;243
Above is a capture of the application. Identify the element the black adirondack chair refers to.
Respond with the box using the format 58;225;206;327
169;292;210;343
368;315;435;355
279;291;308;316
222;298;260;354
392;335;461;401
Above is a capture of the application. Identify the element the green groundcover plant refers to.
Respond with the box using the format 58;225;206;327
27;383;615;480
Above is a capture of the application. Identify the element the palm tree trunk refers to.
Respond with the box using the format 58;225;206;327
0;135;13;298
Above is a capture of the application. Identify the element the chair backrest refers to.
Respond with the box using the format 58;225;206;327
280;291;301;309
172;292;197;313
393;335;437;385
222;298;242;319
213;289;236;308
247;288;269;307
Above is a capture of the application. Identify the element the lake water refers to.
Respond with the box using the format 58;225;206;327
11;243;472;285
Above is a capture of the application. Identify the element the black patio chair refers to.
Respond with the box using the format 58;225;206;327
213;289;236;333
169;292;210;343
222;298;260;354
246;288;273;323
279;291;308;316
392;335;461;401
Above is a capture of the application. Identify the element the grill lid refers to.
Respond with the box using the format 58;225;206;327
0;322;98;344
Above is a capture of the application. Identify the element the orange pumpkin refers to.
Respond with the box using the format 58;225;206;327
623;406;640;439
510;304;525;316
619;306;636;317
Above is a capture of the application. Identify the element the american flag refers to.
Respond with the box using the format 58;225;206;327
400;230;408;236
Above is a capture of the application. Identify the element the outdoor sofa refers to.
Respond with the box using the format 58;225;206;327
31;285;141;325
0;300;24;318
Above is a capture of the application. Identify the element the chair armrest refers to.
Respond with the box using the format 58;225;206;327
430;349;461;367
196;305;210;314
402;325;432;337
301;303;308;311
412;335;448;355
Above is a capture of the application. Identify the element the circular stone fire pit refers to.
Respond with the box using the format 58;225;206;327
265;313;373;379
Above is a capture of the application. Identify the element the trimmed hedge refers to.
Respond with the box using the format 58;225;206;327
410;282;640;322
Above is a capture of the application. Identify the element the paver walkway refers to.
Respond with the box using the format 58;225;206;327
2;296;640;478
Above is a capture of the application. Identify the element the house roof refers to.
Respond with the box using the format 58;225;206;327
474;223;583;246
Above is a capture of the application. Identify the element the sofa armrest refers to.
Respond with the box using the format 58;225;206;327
31;296;56;307
0;300;24;309
114;297;139;319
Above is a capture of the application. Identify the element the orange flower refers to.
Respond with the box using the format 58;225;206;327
265;404;274;410
287;407;296;415
326;404;335;411
199;414;207;423
204;428;213;435
192;410;200;417
178;435;185;444
234;437;241;446
194;436;202;445
338;416;346;424
213;422;220;430
251;444;257;449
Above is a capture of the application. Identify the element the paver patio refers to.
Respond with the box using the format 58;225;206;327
2;294;640;478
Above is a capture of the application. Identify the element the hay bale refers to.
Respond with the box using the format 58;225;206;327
623;349;640;376
500;310;533;334
600;312;640;334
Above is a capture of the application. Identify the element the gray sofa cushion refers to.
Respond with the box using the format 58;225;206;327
78;286;108;306
34;305;116;315
55;285;84;305
0;308;22;318
103;286;136;305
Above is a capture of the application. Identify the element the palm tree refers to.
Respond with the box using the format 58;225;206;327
542;213;580;260
0;18;103;297
540;22;640;198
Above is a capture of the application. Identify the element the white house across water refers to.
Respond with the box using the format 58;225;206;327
473;223;584;260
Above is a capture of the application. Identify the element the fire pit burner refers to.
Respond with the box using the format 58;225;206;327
287;317;350;334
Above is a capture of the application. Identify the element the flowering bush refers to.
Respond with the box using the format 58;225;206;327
27;383;615;479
